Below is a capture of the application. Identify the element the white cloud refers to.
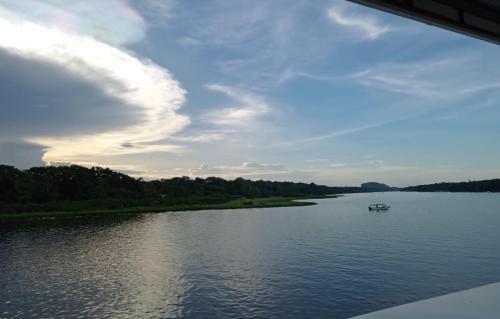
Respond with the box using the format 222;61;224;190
170;133;225;143
203;84;271;127
304;158;330;163
241;162;286;171
327;5;389;40
49;161;146;176
0;4;189;165
0;0;147;46
0;0;176;44
189;162;287;178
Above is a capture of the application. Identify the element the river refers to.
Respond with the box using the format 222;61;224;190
1;192;499;318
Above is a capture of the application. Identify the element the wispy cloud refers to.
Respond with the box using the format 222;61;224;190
203;84;271;128
276;116;412;149
276;68;344;84
179;1;337;89
184;2;391;89
178;36;202;47
352;57;500;99
436;96;499;121
133;0;173;24
327;5;390;40
195;1;274;46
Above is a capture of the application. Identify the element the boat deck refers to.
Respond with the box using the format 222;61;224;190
350;281;500;319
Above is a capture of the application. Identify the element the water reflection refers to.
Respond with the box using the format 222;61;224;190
0;214;189;318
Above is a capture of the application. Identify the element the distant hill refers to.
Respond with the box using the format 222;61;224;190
360;182;395;192
402;179;500;193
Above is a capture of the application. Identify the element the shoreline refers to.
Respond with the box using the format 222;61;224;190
0;195;340;221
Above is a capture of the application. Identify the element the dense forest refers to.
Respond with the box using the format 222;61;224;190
403;179;500;192
0;165;361;214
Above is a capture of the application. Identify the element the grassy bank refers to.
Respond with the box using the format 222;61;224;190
0;195;339;221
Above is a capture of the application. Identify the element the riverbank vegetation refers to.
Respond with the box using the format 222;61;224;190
0;196;336;220
0;165;350;218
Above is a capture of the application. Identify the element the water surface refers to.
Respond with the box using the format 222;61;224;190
1;192;500;318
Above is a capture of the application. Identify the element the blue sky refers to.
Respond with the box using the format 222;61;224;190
0;0;499;186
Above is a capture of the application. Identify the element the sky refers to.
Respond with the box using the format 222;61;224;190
1;0;500;187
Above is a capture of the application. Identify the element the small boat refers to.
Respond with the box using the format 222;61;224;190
369;203;390;211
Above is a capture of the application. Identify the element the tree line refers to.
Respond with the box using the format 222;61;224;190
403;179;500;192
0;165;361;214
